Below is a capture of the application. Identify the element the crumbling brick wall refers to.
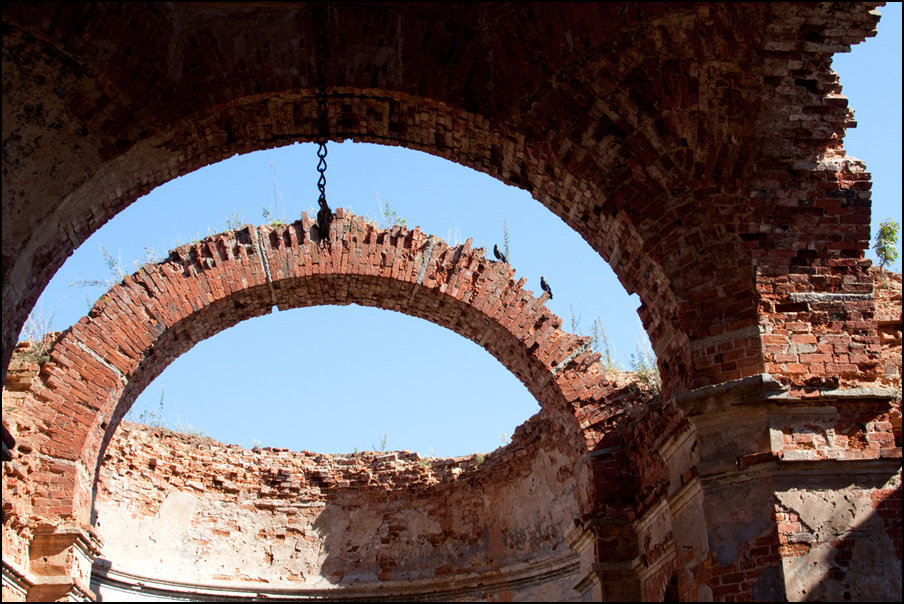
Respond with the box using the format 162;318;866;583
4;217;658;600
874;269;903;384
89;416;585;599
2;5;899;599
3;260;901;602
8;213;632;532
2;3;884;397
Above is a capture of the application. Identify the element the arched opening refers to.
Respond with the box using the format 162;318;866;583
4;3;803;395
15;215;644;524
25;142;653;456
8;217;659;599
123;306;542;456
4;4;897;602
3;135;670;597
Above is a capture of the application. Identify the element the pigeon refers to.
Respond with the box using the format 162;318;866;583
316;204;333;242
540;276;553;299
493;244;507;264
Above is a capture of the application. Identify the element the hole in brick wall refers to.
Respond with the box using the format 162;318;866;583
19;142;654;456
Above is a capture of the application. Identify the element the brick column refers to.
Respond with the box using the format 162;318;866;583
572;434;685;602
26;525;101;602
676;373;901;601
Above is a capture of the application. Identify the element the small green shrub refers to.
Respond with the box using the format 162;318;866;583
569;307;622;373
379;199;406;228
630;339;661;392
874;218;900;272
225;208;247;230
124;382;206;437
15;302;61;367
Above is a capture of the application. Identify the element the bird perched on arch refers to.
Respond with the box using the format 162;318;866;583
316;203;333;242
493;244;507;264
540;276;553;299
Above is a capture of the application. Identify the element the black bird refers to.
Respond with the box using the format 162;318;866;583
540;276;553;299
493;244;507;264
316;203;333;242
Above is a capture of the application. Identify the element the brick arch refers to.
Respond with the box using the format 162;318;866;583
1;38;699;395
5;5;898;601
5;2;843;397
27;213;629;527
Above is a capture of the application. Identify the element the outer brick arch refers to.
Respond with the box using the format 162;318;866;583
1;2;885;458
0;77;696;400
3;2;800;398
30;212;628;527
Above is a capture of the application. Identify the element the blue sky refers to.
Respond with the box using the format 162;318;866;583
22;6;902;457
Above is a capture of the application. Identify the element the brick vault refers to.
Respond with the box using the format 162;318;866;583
2;3;901;601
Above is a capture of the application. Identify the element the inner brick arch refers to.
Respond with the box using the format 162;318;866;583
27;213;629;528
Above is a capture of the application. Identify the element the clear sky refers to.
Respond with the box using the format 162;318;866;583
22;5;902;458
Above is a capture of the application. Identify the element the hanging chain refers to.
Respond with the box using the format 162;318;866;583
314;4;332;241
316;94;328;209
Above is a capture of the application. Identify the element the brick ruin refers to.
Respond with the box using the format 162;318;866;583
2;216;900;601
2;2;902;601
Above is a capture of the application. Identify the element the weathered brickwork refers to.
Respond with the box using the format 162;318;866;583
747;3;884;393
775;474;902;601
874;270;903;383
87;418;584;599
769;400;898;462
7;214;633;526
3;2;901;601
4;219;667;600
0;3;886;396
3;264;901;601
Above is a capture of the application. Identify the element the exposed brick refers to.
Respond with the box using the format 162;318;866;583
2;3;899;601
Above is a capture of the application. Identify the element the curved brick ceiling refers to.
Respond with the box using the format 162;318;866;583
27;214;633;525
1;2;882;393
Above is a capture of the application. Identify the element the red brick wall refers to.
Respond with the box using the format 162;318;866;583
4;245;901;601
8;214;641;530
747;4;884;391
1;3;883;398
3;4;896;600
88;418;585;595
